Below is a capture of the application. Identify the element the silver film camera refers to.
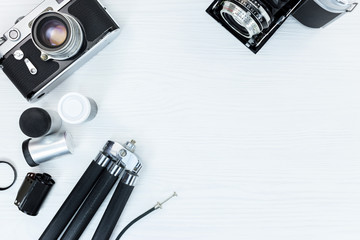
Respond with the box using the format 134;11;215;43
0;0;120;102
207;0;358;53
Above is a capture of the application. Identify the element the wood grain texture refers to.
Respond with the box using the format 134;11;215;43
0;0;360;239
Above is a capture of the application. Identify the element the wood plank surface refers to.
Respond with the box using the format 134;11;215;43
0;0;360;239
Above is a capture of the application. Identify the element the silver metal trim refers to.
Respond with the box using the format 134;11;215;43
107;161;125;177
14;50;24;60
125;140;136;153
220;1;270;38
249;1;271;24
121;171;138;186
119;146;142;173
94;140;130;168
154;192;178;209
9;28;21;41
0;37;6;46
102;141;125;160
101;140;142;174
313;0;358;13
94;152;112;168
346;2;358;11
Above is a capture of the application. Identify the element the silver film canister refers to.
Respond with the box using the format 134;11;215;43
22;132;74;167
19;108;62;138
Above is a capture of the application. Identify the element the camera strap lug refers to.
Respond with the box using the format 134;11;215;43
346;2;358;12
0;37;6;46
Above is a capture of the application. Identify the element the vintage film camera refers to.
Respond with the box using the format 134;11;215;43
0;0;120;102
206;0;358;53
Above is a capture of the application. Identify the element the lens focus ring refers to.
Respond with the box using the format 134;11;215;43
220;0;272;38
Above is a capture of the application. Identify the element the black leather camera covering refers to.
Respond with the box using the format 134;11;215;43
68;0;118;42
1;0;119;100
2;40;60;98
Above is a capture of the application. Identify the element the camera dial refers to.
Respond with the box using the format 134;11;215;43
220;0;272;38
8;28;21;41
31;11;83;61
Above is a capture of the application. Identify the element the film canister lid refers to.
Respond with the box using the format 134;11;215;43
58;92;98;124
19;108;62;138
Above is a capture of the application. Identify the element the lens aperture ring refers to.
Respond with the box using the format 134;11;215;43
227;5;261;37
51;14;83;59
243;0;271;28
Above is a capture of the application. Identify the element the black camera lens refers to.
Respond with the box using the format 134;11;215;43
38;18;68;48
31;12;83;60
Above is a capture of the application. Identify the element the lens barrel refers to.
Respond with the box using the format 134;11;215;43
32;12;83;60
220;0;272;38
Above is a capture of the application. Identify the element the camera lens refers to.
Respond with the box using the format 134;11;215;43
32;12;83;60
220;0;272;38
39;18;68;48
221;12;251;38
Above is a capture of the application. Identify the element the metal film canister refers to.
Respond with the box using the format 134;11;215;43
58;92;98;124
22;132;74;167
19;107;62;138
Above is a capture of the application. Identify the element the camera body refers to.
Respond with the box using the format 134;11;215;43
292;0;358;28
0;0;120;102
207;0;358;53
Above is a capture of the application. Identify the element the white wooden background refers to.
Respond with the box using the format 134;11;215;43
0;0;360;239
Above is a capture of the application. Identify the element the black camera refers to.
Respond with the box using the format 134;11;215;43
207;0;358;53
0;0;120;102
